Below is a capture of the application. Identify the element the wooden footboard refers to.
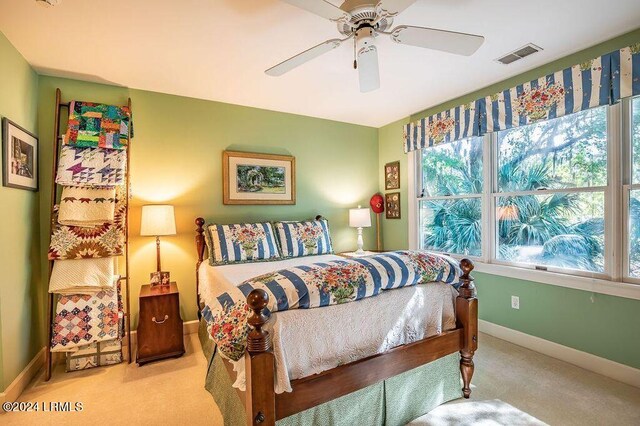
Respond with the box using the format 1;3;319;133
243;260;478;426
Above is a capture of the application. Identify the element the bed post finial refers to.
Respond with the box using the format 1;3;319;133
247;289;271;352
195;218;205;319
245;289;275;425
456;258;478;399
458;258;476;299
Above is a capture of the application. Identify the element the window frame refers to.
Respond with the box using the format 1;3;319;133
623;98;640;284
415;136;485;260
490;106;611;280
411;98;640;296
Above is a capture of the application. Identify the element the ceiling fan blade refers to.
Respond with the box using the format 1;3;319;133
358;45;380;93
380;0;418;15
280;0;350;21
391;26;484;56
265;39;343;77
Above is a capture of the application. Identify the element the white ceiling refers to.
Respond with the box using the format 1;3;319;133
1;0;639;127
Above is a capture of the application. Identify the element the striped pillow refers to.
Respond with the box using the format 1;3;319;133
274;219;333;258
205;223;280;266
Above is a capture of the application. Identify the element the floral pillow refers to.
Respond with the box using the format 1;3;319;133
205;222;280;265
274;219;333;258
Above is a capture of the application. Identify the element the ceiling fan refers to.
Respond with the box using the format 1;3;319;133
265;0;485;92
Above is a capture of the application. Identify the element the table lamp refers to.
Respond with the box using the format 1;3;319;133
349;205;372;255
140;204;176;272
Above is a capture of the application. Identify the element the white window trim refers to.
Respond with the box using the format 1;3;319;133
407;99;640;300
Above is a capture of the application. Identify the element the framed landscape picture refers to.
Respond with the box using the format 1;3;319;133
385;192;401;219
384;161;400;190
2;118;38;191
223;150;296;205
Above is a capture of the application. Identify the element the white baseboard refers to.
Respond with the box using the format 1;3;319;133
479;320;640;389
0;347;46;405
0;319;200;405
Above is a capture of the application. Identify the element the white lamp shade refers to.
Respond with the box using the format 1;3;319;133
349;207;371;228
140;205;176;236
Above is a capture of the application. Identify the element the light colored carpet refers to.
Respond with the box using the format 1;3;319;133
3;332;640;425
408;399;547;426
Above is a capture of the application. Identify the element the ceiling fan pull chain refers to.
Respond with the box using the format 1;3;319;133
353;36;358;69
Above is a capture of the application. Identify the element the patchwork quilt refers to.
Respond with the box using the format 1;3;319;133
49;188;126;260
51;288;120;352
202;250;461;361
58;186;117;227
55;145;126;187
64;101;130;150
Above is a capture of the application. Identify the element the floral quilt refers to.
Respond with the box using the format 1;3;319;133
202;250;461;361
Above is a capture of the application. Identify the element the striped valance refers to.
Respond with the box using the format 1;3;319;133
404;43;640;153
612;44;640;102
403;100;482;153
480;53;611;133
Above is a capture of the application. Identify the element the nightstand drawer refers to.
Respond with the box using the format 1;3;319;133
137;283;185;364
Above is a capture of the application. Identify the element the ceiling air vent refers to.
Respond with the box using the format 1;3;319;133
496;43;542;65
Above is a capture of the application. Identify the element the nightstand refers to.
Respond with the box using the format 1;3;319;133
339;251;379;258
136;282;185;365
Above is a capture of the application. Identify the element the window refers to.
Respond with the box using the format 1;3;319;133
495;107;607;272
629;97;640;279
419;137;483;257
415;99;640;283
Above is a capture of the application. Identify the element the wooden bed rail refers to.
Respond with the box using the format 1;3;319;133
243;258;478;426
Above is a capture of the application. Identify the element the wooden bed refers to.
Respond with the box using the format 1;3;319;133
195;217;478;426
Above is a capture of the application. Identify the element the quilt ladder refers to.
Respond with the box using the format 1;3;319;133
44;88;133;381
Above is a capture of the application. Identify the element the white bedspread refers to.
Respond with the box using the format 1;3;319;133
199;255;458;393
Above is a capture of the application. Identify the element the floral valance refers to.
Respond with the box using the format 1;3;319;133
403;100;482;153
480;53;611;133
403;42;640;153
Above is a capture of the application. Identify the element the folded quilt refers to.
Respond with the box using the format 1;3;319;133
202;250;461;361
56;275;120;296
48;257;116;294
51;288;120;352
56;145;126;187
64;101;130;150
65;338;123;371
49;188;126;260
58;186;117;227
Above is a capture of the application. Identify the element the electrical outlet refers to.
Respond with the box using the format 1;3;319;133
511;296;520;310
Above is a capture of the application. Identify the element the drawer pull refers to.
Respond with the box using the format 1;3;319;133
152;315;169;324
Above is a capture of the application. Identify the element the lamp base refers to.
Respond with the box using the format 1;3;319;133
355;227;365;255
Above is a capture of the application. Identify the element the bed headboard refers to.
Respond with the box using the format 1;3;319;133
194;215;325;318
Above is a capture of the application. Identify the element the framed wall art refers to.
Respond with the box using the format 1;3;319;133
384;161;400;190
385;192;401;219
2;118;38;191
223;150;296;205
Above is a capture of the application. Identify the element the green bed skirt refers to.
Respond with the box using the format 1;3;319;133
198;319;462;426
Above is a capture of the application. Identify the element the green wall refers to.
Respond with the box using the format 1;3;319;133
0;33;41;391
377;28;640;369
37;77;379;328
